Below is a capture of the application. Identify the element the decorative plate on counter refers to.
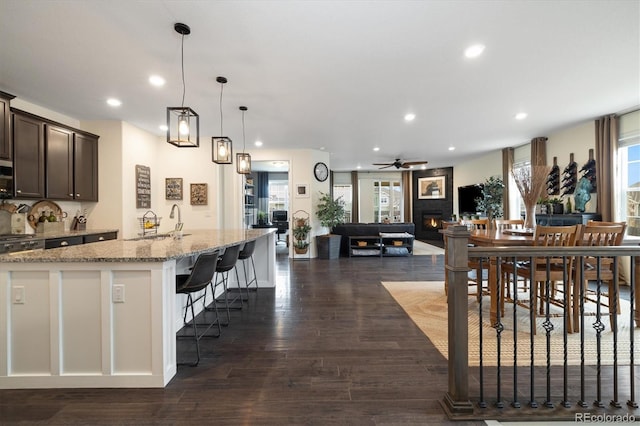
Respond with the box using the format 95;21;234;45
27;200;63;230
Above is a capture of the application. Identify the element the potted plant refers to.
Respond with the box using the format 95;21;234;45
475;175;504;224
292;216;311;254
257;210;268;225
315;191;346;259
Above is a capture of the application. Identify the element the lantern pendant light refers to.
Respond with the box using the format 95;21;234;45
167;22;199;147
212;76;233;164
236;106;252;174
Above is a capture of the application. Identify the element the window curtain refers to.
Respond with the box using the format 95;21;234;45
530;137;547;166
351;171;359;222
502;147;514;219
256;172;269;213
595;114;617;222
402;170;411;222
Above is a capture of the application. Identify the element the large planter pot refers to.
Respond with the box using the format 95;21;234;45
316;234;342;259
294;246;308;255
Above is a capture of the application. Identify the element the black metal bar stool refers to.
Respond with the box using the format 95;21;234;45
235;240;258;295
206;244;242;325
175;250;221;367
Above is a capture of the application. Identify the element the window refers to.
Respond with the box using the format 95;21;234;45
268;180;288;219
616;110;640;236
509;160;530;220
333;184;352;222
373;180;402;222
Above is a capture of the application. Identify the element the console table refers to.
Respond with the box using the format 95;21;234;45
535;213;601;226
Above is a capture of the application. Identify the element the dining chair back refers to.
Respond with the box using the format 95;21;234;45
493;219;525;230
573;221;626;331
502;224;581;333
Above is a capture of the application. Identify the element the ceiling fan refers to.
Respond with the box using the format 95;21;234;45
372;158;429;169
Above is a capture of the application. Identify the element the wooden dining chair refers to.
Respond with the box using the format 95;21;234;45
572;221;626;332
493;218;525;230
465;218;491;301
501;224;581;333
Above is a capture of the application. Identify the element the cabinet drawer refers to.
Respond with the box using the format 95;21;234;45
84;232;118;243
45;236;84;249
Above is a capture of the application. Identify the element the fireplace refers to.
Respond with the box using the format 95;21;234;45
421;210;443;241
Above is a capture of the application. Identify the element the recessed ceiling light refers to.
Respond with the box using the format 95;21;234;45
148;75;166;87
464;44;485;58
356;165;362;169
106;98;122;107
515;112;528;120
159;124;168;131
254;140;263;147
404;113;416;122
320;146;326;151
373;147;380;152
421;164;427;170
448;146;456;151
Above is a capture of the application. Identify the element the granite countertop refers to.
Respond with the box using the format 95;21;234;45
0;228;274;263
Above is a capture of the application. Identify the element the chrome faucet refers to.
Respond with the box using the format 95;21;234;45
170;204;182;230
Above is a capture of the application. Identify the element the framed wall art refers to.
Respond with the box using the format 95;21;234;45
190;183;208;205
295;183;309;198
418;176;446;199
165;178;183;200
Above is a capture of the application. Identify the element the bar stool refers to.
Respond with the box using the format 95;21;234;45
176;250;221;367
235;240;258;296
206;244;242;325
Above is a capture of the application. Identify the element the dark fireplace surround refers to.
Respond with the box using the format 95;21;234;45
412;167;454;243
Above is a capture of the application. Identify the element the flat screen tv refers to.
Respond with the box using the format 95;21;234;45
458;184;484;216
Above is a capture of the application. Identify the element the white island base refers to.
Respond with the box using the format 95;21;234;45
0;229;275;388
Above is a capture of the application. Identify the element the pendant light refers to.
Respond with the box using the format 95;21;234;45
212;76;233;164
236;106;252;174
167;22;199;147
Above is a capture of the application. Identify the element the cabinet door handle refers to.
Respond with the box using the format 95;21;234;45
16;189;21;193
76;193;80;197
98;237;104;241
68;193;73;197
60;241;69;246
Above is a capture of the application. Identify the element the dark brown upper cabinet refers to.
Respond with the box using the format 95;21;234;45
0;91;15;161
46;124;74;199
13;108;99;201
45;124;99;202
72;132;98;201
13;111;45;199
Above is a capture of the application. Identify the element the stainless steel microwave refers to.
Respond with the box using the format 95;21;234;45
0;159;13;199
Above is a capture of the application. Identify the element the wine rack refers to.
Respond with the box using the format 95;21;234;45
547;156;560;196
580;148;596;193
561;153;577;196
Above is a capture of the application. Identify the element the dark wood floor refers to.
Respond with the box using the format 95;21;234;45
0;252;487;425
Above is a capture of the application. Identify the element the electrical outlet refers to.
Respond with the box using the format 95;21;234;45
12;286;25;304
112;284;125;303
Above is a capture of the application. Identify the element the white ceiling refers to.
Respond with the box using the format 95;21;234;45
1;0;638;172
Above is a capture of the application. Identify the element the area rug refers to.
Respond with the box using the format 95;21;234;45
412;240;444;256
382;281;639;366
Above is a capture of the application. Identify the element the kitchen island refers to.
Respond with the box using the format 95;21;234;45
0;228;276;389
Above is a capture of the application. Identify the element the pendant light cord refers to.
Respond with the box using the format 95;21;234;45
219;83;224;135
180;32;186;108
241;109;246;153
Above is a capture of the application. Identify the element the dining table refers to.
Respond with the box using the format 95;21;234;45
467;228;535;326
468;227;640;329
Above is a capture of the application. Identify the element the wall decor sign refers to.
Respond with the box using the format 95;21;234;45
418;176;446;200
135;164;151;208
165;178;183;200
295;183;309;198
190;183;208;205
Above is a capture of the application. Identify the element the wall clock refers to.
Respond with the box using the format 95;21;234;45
314;162;329;182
